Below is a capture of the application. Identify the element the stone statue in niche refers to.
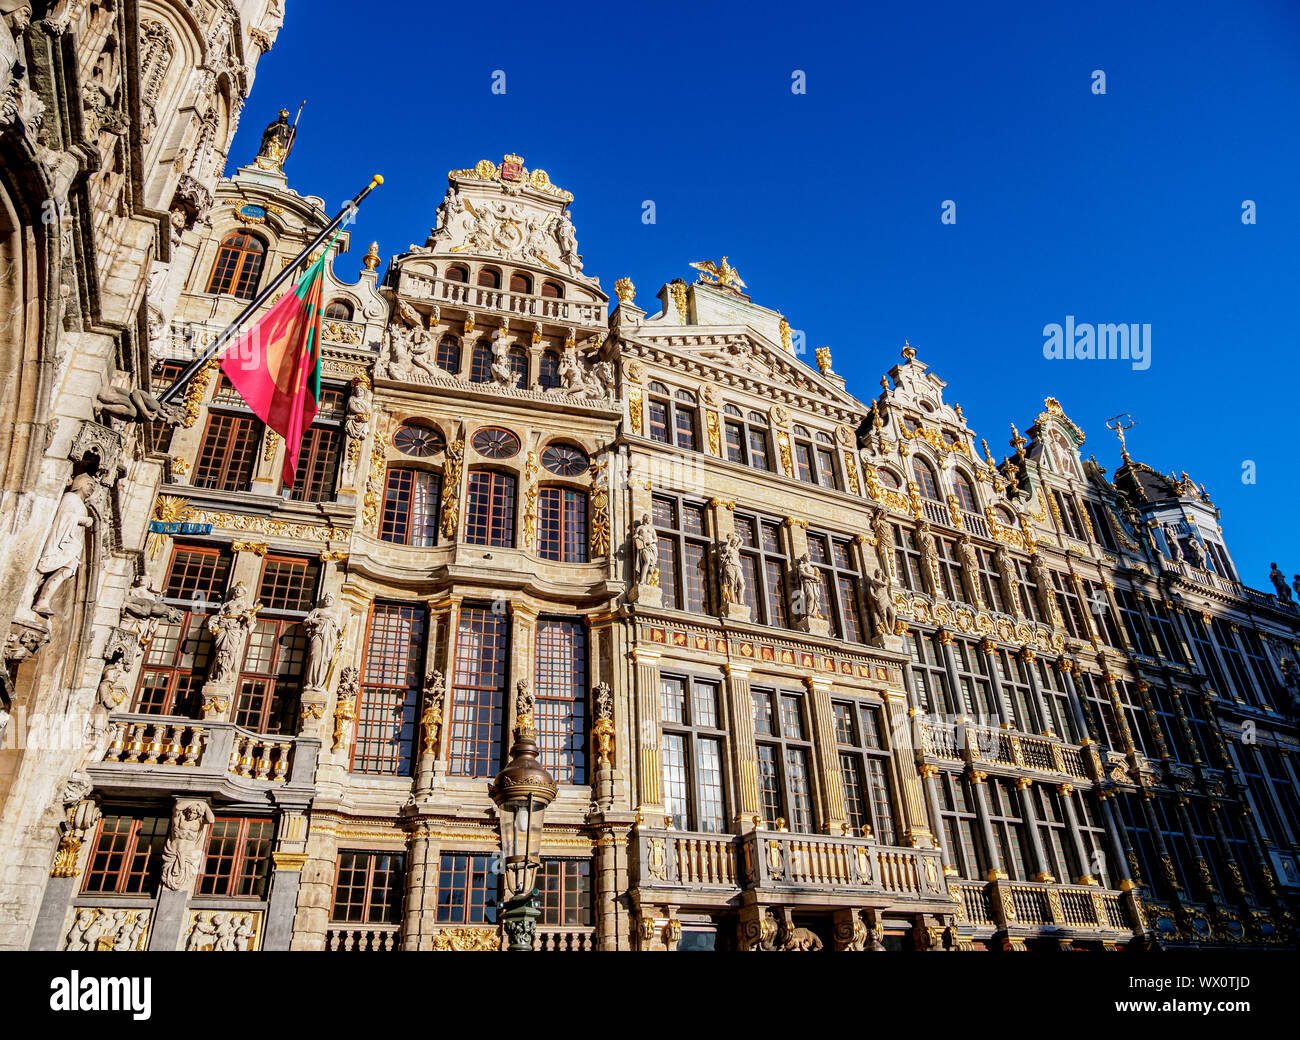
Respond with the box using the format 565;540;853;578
915;521;940;595
489;333;518;388
302;592;341;692
864;566;897;643
160;800;213;892
795;553;822;620
1184;535;1207;570
718;533;745;606
345;379;372;442
31;473;97;616
632;514;658;586
206;582;260;686
1164;524;1184;563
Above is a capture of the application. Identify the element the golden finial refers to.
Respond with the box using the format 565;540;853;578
982;439;996;468
614;277;636;303
362;241;381;271
901;340;916;362
1010;423;1026;451
815;347;833;374
778;316;792;352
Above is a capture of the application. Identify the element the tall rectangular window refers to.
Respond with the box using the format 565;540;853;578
538;858;593;927
380;468;441;547
660;675;726;833
653;494;712;615
447;606;507;777
464;470;516;547
289;387;345;502
198;817;274;898
534;618;587;784
834;702;897;843
733;512;789;627
134;545;230;717
82;815;168;894
331;851;405;924
436;853;498;924
234;554;318;734
353;603;426;776
193;411;260;492
936;773;985;880
753;688;814;833
538;487;588;563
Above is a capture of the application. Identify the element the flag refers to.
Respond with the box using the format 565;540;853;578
218;256;327;487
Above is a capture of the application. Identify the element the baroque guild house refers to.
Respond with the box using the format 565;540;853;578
1;6;1298;952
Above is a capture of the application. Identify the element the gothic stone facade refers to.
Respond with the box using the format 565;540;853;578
0;0;284;951
3;94;1298;949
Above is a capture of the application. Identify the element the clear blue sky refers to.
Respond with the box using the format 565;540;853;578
228;0;1300;591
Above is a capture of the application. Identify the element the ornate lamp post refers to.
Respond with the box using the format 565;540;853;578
489;681;557;952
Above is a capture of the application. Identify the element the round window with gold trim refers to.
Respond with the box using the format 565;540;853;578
393;423;446;458
471;426;521;459
540;444;588;476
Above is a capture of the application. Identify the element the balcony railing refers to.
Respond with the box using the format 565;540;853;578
326;926;401;951
916;717;1090;782
92;714;315;792
636;828;948;904
534;927;595;951
403;273;606;326
953;879;1131;933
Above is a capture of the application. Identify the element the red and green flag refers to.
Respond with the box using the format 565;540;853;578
218;253;328;487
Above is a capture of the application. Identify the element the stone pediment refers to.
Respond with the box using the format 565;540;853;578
629;325;864;413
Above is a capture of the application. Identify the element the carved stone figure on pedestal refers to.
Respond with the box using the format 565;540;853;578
555;210;581;272
795;553;822;621
160;800;213;892
31;473;97;616
956;533;980;604
915;521;940;597
345;379;372;442
515;678;535;722
333;666;359;751
1269;562;1292;603
302;592;341;691
1164;524;1184;563
420;669;445;757
719;533;745;607
257;108;292;168
632;513;658;586
489;334;517;387
206;582;259;686
865;566;898;644
1028;553;1057;621
1184;536;1206;570
870;507;892;580
994;542;1018;610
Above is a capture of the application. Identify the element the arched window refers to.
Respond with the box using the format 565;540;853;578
953;471;978;513
393;422;446;458
902;416;921;435
445;265;469;283
477;268;502;289
793;428;838;490
436;335;461;374
646;383;698;451
879;468;902;489
912;458;940;500
538;486;588;562
538;350;560;390
464;470;516;547
469;340;494;383
509;272;532;294
379;467;441;546
324;300;353;321
541;444;589;476
541;281;564;299
207;232;266;300
724;409;770;471
507;346;528;386
471;427;521;459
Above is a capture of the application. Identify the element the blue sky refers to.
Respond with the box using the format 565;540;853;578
229;0;1300;590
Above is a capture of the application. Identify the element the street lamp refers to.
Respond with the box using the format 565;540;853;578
489;683;557;952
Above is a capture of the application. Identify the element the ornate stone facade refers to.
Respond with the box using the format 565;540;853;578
2;20;1297;949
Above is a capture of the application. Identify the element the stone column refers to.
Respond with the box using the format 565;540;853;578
883;690;933;848
401;820;440;950
1057;659;1094;746
804;675;846;835
289;823;338;950
936;629;964;715
1014;778;1052;881
920;765;955;874
264;808;310;951
1056;784;1095;883
724;662;761;831
1020;648;1052;736
507;602;537;735
250;426;282;496
149;796;213;952
967;770;1005;880
430;595;461;779
976;637;1009;726
632;647;665;822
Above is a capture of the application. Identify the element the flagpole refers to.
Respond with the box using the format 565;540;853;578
157;173;384;406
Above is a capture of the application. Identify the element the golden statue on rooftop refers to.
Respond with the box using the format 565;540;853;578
690;256;746;292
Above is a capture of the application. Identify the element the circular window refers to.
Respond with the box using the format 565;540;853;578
393;423;446;458
541;444;589;476
471;426;521;459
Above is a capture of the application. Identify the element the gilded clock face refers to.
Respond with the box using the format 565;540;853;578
492;220;522;251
